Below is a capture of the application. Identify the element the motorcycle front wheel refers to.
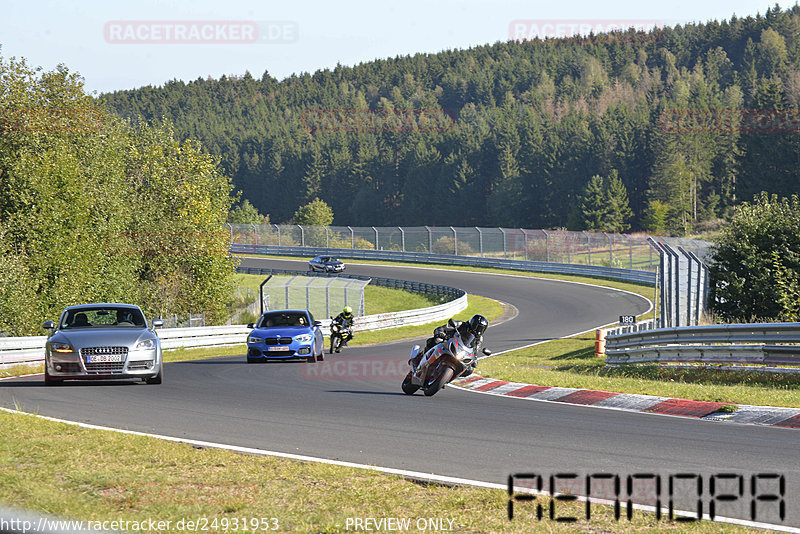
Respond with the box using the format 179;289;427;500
401;371;419;395
423;364;455;397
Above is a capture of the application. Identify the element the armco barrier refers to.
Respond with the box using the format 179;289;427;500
0;272;467;366
231;244;657;285
605;323;800;371
0;336;48;366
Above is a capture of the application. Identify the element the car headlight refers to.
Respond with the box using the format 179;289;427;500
248;336;263;344
51;342;74;353
135;339;156;351
295;334;313;343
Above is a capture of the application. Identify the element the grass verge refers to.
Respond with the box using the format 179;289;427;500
0;410;752;533
479;331;800;408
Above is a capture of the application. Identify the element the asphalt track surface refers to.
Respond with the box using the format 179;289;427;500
2;258;798;528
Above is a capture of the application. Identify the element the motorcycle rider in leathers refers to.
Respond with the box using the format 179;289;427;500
410;314;488;376
331;306;355;351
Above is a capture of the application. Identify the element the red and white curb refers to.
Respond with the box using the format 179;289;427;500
451;376;800;429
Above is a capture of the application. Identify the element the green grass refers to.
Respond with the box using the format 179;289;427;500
0;410;753;533
479;331;800;408
0;363;42;378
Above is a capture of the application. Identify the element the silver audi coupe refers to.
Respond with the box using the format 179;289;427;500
42;303;163;385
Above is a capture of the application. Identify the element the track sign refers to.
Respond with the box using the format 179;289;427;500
619;315;636;326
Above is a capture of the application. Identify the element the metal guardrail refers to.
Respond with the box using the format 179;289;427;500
231;244;657;285
0;271;467;366
605;323;800;370
604;319;659;338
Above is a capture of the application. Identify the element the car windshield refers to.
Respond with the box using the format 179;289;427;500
257;312;310;328
61;307;146;329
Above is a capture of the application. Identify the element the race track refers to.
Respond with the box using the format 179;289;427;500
2;258;797;528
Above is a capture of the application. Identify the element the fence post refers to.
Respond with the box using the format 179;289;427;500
476;227;483;257
348;226;354;249
399;227;405;252
274;224;281;246
425;226;432;253
227;223;233;246
325;278;336;317
372;226;378;250
567;233;571;263
629;234;633;269
326;227;329;248
450;226;457;256
251;224;258;246
679;248;694;326
500;228;508;259
522;229;528;261
605;233;613;265
543;230;550;262
584;231;591;265
298;225;305;247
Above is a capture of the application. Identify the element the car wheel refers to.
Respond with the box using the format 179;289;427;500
145;367;163;384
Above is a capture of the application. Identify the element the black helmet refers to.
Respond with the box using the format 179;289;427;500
468;314;488;337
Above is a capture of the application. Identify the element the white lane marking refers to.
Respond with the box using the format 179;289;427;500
0;406;794;533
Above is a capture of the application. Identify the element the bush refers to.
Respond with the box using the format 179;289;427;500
710;193;800;322
431;236;475;256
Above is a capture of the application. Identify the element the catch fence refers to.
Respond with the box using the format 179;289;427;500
229;224;710;271
259;275;368;319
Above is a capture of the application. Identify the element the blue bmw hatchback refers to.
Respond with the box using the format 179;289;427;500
247;309;325;363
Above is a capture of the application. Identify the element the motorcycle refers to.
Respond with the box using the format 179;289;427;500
402;321;491;397
329;318;353;354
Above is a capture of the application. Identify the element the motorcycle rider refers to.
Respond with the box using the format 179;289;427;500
411;314;488;372
330;306;355;351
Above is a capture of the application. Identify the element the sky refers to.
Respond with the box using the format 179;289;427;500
0;0;783;94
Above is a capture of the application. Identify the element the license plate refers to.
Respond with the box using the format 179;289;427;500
266;346;291;352
87;354;124;363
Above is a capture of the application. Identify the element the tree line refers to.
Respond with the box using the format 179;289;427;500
101;5;800;235
0;55;235;335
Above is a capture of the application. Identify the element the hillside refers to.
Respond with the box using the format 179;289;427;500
102;6;800;234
